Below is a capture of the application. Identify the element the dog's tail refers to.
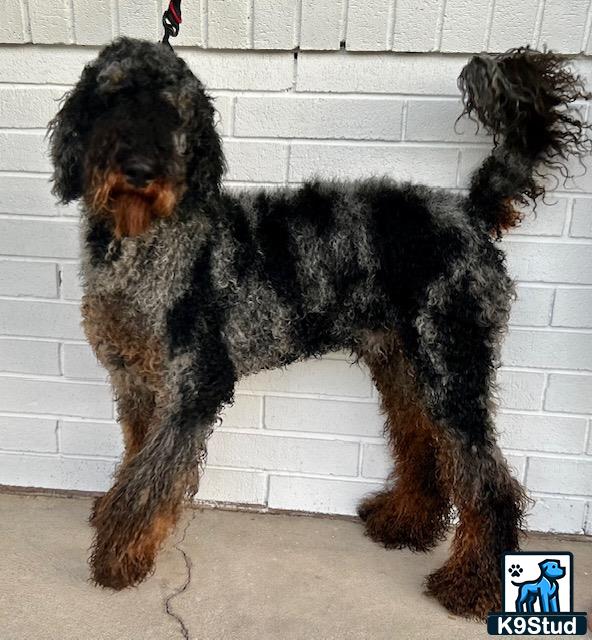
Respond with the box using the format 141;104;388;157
458;48;591;235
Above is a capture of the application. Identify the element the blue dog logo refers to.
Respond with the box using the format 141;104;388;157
512;559;566;613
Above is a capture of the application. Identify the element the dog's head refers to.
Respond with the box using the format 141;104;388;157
539;559;566;580
48;37;224;237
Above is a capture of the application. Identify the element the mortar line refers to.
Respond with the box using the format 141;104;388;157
435;0;448;50
387;0;397;50
19;0;31;41
533;0;546;47
581;0;592;53
202;0;209;48
340;0;349;45
293;0;303;49
110;0;120;36
484;0;496;50
249;0;255;48
67;0;76;43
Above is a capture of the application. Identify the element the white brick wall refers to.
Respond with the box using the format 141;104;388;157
0;2;591;534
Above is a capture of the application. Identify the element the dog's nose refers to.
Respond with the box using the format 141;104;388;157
123;161;157;187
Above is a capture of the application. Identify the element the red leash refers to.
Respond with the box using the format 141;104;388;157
162;0;182;49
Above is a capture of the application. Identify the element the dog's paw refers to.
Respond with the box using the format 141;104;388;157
508;563;523;578
91;546;155;590
358;491;449;552
425;559;501;620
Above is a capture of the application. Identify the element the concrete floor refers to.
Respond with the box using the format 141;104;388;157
0;494;590;640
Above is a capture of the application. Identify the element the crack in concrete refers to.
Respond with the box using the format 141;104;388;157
164;510;196;640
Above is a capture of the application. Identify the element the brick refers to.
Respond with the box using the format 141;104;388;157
503;241;592;285
0;0;27;42
0;300;83;340
511;198;568;237
346;0;390;51
545;374;592;414
197;467;267;505
440;0;489;53
0;377;112;419
297;53;464;95
562;151;592;193
268;476;382;515
28;0;72;44
289;144;458;187
527;458;592;496
208;431;359;476
223;140;288;183
457;147;490;187
538;0;589;53
0;416;57;453
392;0;440;51
552;289;592;329
496;370;545;411
253;0;297;49
265;396;383;437
0;220;78;259
219;395;262;429
208;0;251;48
300;0;341;50
502;330;592;371
239;359;373;397
235;96;404;140
60;263;82;300
360;443;390;480
62;344;105;380
527;497;586;534
117;0;160;40
0;452;116;492
0;131;49;172
0;176;61;216
0;261;58;297
182;50;293;91
72;0;112;44
570;199;592;238
460;147;580;198
405;99;486;143
59;420;122;457
509;285;553;327
488;0;538;52
211;94;233;136
497;413;587;454
503;454;526;481
0;46;97;84
0;338;60;375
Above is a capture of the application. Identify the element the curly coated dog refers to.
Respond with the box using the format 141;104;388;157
48;38;589;618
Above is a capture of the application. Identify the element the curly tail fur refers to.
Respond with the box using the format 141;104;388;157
458;47;591;235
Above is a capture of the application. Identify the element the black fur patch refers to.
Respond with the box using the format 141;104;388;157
167;244;236;428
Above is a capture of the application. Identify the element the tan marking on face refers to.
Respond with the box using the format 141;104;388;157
85;169;184;237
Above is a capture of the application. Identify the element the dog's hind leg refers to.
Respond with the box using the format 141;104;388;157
405;267;528;619
357;333;452;551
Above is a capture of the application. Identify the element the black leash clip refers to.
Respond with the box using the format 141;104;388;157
162;0;182;49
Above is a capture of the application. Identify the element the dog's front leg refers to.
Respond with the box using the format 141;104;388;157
90;354;235;590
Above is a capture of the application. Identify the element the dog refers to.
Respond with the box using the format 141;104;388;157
47;38;590;619
514;560;566;613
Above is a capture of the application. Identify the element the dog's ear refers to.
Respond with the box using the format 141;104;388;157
47;64;98;203
180;76;226;202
